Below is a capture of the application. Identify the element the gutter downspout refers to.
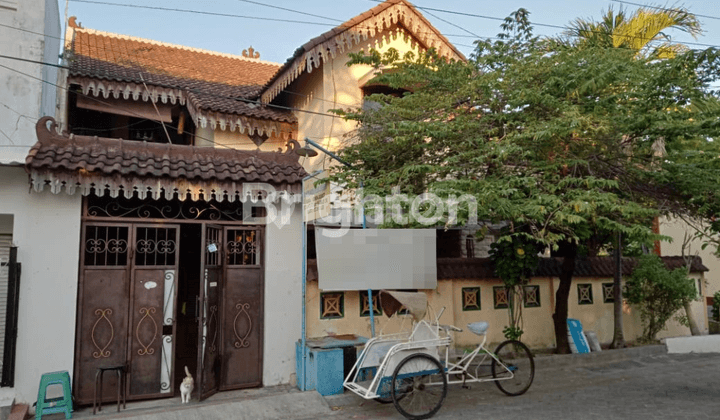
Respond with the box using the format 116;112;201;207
360;180;374;337
302;138;375;337
301;169;323;391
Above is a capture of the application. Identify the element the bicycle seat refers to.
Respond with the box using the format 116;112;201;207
467;322;489;336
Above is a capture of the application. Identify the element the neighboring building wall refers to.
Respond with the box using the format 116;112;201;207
263;205;302;386
0;0;65;403
0;0;59;164
41;0;60;119
305;273;708;352
0;166;82;403
659;216;718;297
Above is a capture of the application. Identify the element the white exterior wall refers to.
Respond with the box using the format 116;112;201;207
262;203;302;385
0;0;60;164
0;167;82;403
41;0;60;119
0;0;66;404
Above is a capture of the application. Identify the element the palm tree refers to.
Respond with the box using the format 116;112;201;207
567;5;701;57
565;5;702;349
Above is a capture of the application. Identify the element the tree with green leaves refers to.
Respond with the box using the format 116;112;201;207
625;254;698;342
332;9;720;352
565;4;704;347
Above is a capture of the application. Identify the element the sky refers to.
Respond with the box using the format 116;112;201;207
57;0;720;65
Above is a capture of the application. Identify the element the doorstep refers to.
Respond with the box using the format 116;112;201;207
49;385;331;420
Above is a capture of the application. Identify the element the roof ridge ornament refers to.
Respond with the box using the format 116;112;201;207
242;46;260;59
68;16;83;29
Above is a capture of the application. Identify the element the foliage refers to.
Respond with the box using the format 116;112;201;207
713;291;720;323
490;234;543;341
563;4;701;58
331;8;720;351
502;325;523;341
625;254;698;342
490;234;543;287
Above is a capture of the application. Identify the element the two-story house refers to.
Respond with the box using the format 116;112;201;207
17;0;466;407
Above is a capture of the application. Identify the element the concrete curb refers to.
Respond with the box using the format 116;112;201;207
665;335;720;353
533;344;667;371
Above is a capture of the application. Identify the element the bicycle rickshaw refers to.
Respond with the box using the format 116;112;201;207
344;290;535;420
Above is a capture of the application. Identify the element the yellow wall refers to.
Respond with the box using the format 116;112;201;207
287;24;424;174
195;124;291;152
305;274;708;352
659;216;718;297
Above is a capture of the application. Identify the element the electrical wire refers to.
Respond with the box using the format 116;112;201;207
69;0;334;26
4;1;720;148
0;99;37;121
235;0;342;23
7;0;717;53
0;128;18;144
0;98;39;145
67;0;478;40
364;0;720;50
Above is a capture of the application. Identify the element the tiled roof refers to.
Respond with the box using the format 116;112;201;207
26;117;306;201
261;0;466;104
306;255;707;282
437;256;708;279
68;21;295;123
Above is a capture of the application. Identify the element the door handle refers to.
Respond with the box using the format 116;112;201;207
195;295;200;321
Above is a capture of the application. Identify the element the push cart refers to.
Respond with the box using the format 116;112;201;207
343;290;534;420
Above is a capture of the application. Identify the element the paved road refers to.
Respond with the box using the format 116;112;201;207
321;352;720;420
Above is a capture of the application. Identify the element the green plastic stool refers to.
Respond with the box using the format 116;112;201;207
36;371;73;419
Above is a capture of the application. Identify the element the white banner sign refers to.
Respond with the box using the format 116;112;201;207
315;228;437;291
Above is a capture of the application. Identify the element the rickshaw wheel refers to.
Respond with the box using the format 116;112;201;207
491;339;535;396
391;353;447;420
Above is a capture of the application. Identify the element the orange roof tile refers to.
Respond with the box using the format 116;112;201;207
69;26;295;123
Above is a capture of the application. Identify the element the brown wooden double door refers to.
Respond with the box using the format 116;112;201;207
74;222;264;405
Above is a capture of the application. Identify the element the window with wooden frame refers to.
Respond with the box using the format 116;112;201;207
320;292;344;319
523;285;541;308
360;291;382;317
577;283;593;305
493;286;509;309
462;287;481;311
602;283;614;303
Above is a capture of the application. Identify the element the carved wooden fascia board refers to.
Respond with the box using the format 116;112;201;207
260;1;463;105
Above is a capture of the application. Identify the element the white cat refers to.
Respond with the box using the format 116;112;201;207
180;366;194;404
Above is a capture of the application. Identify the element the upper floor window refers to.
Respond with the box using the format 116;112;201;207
68;86;194;145
361;84;409;112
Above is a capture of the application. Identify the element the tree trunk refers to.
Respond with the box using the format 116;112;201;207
683;300;701;336
552;243;577;354
611;232;625;349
